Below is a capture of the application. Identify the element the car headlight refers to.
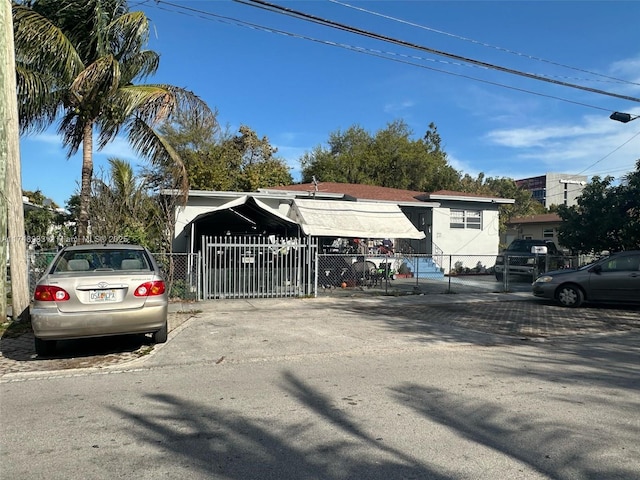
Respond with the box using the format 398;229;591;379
534;275;554;283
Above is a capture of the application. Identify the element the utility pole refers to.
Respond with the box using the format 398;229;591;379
1;0;29;321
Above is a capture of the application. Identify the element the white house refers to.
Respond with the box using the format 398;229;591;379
168;182;514;259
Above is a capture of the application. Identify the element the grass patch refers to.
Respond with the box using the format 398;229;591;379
136;346;154;357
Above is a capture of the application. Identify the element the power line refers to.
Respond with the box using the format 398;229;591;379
329;0;640;88
234;0;640;104
575;128;640;176
149;0;615;114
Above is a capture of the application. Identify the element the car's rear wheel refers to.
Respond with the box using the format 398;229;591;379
152;321;168;344
557;284;584;307
34;337;56;356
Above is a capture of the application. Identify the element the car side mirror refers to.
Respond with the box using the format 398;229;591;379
590;264;602;274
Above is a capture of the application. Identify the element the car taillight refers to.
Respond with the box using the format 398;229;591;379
134;281;166;297
34;285;70;302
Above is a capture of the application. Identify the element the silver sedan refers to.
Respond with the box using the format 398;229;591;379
31;244;168;356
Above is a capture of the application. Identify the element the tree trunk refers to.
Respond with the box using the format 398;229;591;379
77;123;93;243
1;1;30;321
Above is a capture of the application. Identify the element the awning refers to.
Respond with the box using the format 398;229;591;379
289;199;426;240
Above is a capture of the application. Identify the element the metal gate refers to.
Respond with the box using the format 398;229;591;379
201;235;316;299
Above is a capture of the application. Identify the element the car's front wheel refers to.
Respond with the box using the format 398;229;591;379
557;284;584;307
34;337;56;356
152;321;168;344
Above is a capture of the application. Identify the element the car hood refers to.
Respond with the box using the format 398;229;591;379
544;268;579;276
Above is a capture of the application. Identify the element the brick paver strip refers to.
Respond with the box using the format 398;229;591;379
2;300;639;376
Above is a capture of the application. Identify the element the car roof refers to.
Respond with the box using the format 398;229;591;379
61;244;145;251
511;239;553;244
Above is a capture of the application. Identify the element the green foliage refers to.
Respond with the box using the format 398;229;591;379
300;120;460;192
88;158;161;249
158;116;292;191
14;0;213;239
23;189;72;249
557;160;640;253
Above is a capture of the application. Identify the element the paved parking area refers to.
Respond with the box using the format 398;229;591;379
2;294;639;377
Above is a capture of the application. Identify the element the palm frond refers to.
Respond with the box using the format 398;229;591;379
58;110;87;157
15;66;65;133
108;11;150;64
96;84;212;148
119;50;160;84
13;5;84;82
127;118;190;203
69;55;121;108
122;84;212;126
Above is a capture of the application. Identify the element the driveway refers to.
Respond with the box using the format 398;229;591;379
2;293;640;377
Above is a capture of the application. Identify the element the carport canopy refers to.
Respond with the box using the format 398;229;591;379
289;199;426;240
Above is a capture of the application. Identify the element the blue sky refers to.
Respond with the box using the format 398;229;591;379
19;0;640;207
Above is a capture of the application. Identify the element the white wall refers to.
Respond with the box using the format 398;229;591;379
432;206;500;255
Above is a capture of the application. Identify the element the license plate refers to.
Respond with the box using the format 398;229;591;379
90;290;117;302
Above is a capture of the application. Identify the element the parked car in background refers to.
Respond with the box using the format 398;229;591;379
30;244;168;356
532;250;640;307
494;239;566;281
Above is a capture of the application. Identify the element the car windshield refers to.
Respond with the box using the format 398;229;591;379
51;248;152;273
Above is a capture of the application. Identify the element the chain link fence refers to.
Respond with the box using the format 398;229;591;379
316;253;592;296
317;253;504;295
22;249;595;301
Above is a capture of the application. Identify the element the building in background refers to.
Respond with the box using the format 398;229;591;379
515;173;587;208
503;213;566;251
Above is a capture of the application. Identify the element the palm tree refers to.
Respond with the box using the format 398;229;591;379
90;157;156;247
13;0;212;240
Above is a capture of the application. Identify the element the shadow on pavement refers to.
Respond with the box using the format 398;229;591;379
109;365;639;480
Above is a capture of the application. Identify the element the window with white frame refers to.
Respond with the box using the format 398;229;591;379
450;209;482;229
543;228;554;238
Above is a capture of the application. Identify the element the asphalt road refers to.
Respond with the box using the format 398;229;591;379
1;295;639;480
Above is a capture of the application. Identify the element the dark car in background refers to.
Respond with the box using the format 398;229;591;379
494;239;566;281
532;250;640;307
30;244;169;356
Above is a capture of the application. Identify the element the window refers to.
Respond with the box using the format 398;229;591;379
450;209;482;230
602;255;640;272
543;228;554;238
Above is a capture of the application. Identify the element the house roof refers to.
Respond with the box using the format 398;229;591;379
508;213;562;224
263;182;513;204
421;190;514;204
262;182;425;203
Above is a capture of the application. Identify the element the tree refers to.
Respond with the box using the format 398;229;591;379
13;0;213;240
300;120;460;192
159;116;292;191
89;158;159;248
558;159;640;253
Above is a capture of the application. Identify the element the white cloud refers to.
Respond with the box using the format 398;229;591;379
383;100;415;114
482;109;640;179
94;136;138;162
608;54;640;91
